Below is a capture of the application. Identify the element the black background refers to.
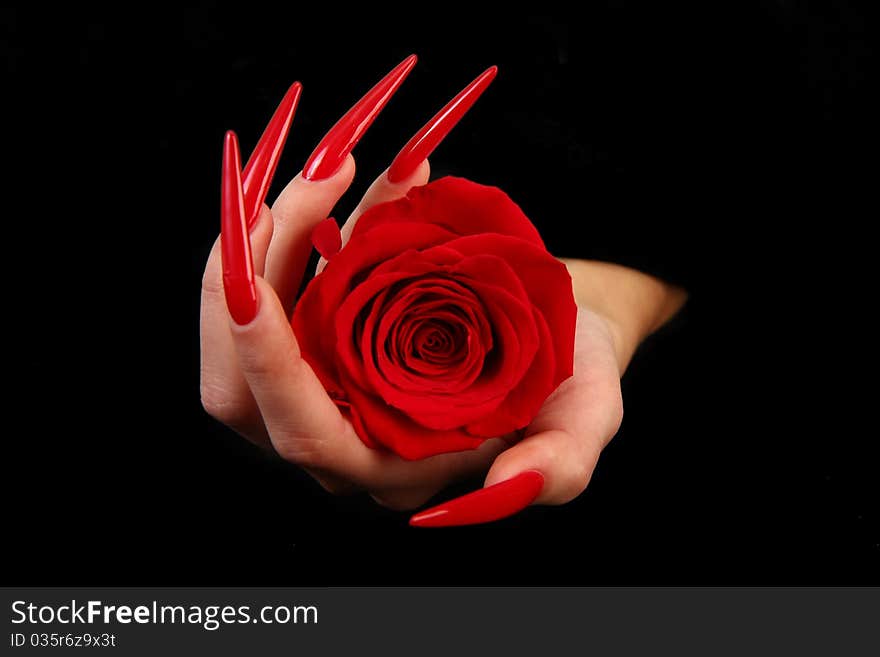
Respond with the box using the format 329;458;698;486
4;4;877;584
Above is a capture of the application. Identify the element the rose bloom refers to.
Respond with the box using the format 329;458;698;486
293;177;576;460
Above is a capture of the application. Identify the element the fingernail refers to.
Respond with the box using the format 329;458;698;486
221;131;258;325
388;65;497;183
242;82;303;228
311;217;342;260
303;54;417;181
409;470;544;528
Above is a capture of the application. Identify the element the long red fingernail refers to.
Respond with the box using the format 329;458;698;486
388;65;497;183
242;82;303;228
409;471;544;528
303;54;417;181
221;131;258;325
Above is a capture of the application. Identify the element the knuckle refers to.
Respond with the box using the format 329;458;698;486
553;460;591;505
237;341;302;384
200;386;250;426
200;259;224;301
528;438;564;471
609;393;624;433
555;430;596;501
236;347;281;381
274;436;326;469
267;197;297;228
201;272;223;300
568;460;593;493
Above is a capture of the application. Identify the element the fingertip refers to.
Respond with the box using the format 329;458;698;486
289;152;357;193
385;157;431;189
409;470;543;528
228;276;283;332
272;154;355;234
485;429;598;505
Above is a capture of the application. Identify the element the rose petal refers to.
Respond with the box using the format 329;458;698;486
351;177;545;248
333;250;543;431
466;306;556;436
311;217;342;260
371;284;538;430
443;234;577;385
341;371;488;460
333;270;413;392
373;281;489;391
293;223;458;394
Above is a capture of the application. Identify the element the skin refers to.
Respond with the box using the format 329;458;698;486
200;156;687;510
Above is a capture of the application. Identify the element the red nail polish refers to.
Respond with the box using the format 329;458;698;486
409;471;544;528
242;81;302;228
303;54;417;181
311;217;342;260
221;131;258;325
388;66;497;183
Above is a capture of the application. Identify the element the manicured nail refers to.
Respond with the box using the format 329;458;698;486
311;217;342;260
242;82;303;228
388;66;497;183
303;54;417;181
221;131;258;325
409;470;544;528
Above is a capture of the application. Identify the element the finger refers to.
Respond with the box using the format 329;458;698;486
386;65;496;183
407;397;605;528
200;127;281;444
265;55;416;313
199;213;272;442
229;279;359;470
301;434;507;508
366;437;508;511
220;154;351;465
407;470;545;527
200;85;301;440
264;157;354;311
410;311;624;527
304;435;507;506
315;159;430;273
320;65;498;272
493;311;624;504
308;425;506;501
486;378;621;505
242;82;302;229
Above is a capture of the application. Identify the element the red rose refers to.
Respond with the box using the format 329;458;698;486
292;177;576;460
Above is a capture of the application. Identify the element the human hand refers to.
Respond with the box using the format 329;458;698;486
201;58;507;509
409;261;687;526
201;57;686;523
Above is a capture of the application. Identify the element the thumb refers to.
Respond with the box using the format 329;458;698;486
407;430;602;528
484;429;602;505
408;373;622;527
409;430;599;527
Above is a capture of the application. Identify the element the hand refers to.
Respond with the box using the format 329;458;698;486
409;262;687;526
201;58;507;509
201;57;686;523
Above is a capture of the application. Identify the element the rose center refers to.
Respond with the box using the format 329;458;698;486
410;319;466;364
363;276;494;393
